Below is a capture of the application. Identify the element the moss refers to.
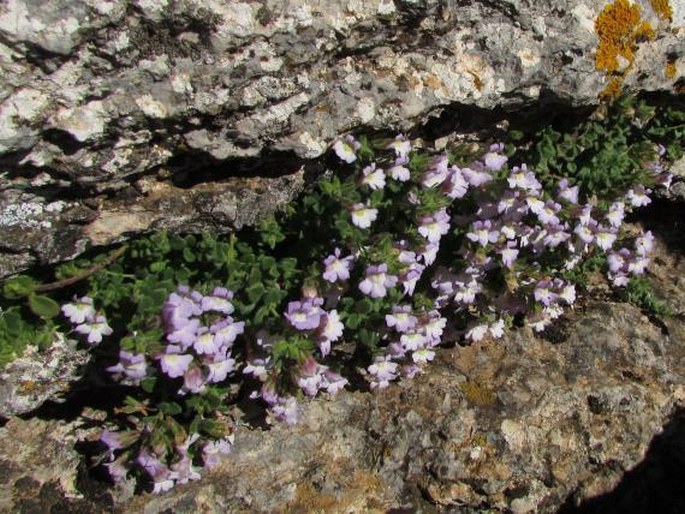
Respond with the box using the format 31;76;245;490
459;380;496;406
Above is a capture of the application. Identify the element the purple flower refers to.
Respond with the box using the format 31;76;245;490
606;201;625;228
159;352;194;378
316;310;344;349
181;365;206;395
285;299;324;331
105;456;129;484
421;311;446;340
466;220;499;247
465;322;488;341
359;264;398;298
107;350;148;380
211;318;245;348
206;355;236;383
387;134;411;158
418;208;451;243
422;155;450;188
498;242;519;269
444;166;469;198
461;165;493;187
558;178;579;204
271;396;299;425
75;315;113;345
412;348;436;364
137;449;173;487
419;242;440;266
360;163;386;190
536;200;561;226
163;291;201;331
482;143;508;171
626;185;652;207
201;287;234;314
400;331;428;351
350;202;379;229
385;305;418;333
594;225;617;251
193;328;217;355
635;230;654;256
322;248;354;282
508;164;541;192
332;135;360;163
388;157;411;182
61;296;95;324
202;436;234;469
167;317;200;348
534;280;558;306
367;357;398;389
399;263;424;296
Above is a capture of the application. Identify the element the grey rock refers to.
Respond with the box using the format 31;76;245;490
0;0;683;276
0;332;90;417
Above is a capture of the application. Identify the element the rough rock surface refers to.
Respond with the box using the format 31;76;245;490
0;224;683;513
0;332;89;417
1;0;684;276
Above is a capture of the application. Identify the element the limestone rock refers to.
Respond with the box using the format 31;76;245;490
1;0;683;276
0;332;90;417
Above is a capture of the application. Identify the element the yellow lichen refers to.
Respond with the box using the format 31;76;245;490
459;380;496;406
649;0;673;21
666;58;677;79
595;0;643;73
600;77;624;99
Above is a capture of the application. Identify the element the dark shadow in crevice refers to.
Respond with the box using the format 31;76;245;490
558;407;685;514
166;147;321;189
632;198;685;257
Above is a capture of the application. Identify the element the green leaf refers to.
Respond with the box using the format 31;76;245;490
141;377;157;394
159;401;182;416
3;275;37;299
28;294;60;319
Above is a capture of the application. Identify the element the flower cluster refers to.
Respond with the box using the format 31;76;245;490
87;123;671;494
62;296;113;345
244;293;348;425
98;286;244;492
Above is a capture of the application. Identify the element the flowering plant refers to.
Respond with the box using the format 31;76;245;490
0;95;679;493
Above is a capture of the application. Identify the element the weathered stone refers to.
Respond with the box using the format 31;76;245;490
1;0;683;276
0;332;89;417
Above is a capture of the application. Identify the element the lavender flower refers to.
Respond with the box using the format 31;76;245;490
75;315;113;345
202;436;234;469
461;165;493;187
285;299;324;331
332;135;360;163
107;350;148;380
557;178;579;204
350;202;379;229
206;355;236;383
388;157;411;182
418;208;451;243
359;264;398;298
508;165;541;192
61;296;95;324
322;248;354;282
466;220;499;247
360;163;386;190
626;185;652;207
444;166;469;199
201;287;234;314
482;143;508;171
211;318;245;348
385;305;418;333
159;352;194;378
367;357;399;389
387;134;411;158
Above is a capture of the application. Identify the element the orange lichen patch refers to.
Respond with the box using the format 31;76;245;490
649;0;673;21
595;0;644;73
600;77;624;99
666;58;677;79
